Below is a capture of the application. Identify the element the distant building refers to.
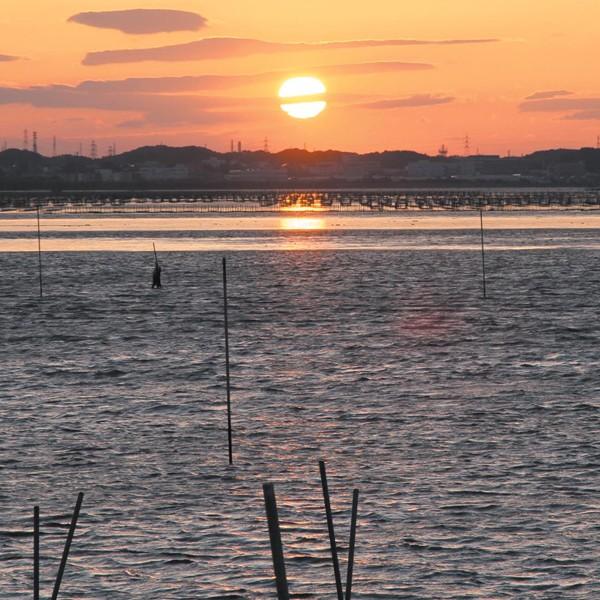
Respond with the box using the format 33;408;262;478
138;163;189;181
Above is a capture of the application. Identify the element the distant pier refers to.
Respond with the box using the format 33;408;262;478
2;188;600;213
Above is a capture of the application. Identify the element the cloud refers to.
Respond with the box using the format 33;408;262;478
77;61;434;94
357;94;454;109
82;36;498;65
68;9;207;35
520;97;600;112
525;90;573;100
520;96;600;120
563;110;600;120
0;54;20;62
0;84;256;126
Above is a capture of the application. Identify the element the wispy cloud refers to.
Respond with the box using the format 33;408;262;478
82;36;498;65
68;9;207;35
77;61;434;94
525;90;573;100
357;94;454;109
563;110;600;120
520;97;600;112
0;54;20;62
520;96;600;120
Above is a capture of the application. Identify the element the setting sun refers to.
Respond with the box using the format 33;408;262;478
278;76;327;119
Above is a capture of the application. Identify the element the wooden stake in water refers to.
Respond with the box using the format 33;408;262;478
36;206;43;298
319;460;344;600
223;257;233;465
33;506;40;600
51;492;83;600
153;242;158;266
345;489;359;600
479;208;487;300
262;483;290;600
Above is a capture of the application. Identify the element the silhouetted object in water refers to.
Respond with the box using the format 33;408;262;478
152;263;162;288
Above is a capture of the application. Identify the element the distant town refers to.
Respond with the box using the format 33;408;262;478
1;144;600;190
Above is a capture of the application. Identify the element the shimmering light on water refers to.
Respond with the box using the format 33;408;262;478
279;217;326;230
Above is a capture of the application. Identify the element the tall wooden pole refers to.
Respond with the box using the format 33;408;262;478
223;257;233;465
51;492;83;600
262;483;290;600
479;208;487;300
33;506;40;600
345;490;359;600
319;460;344;600
36;206;43;298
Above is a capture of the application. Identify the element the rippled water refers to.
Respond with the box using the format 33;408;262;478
2;224;600;599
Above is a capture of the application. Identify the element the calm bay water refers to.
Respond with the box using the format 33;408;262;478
1;221;600;598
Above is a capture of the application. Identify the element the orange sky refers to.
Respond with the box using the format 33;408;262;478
1;1;599;155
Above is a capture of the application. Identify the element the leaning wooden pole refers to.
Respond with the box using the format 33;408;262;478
33;506;40;600
262;483;290;600
479;208;487;300
223;257;233;465
319;460;344;600
51;492;83;600
345;489;360;600
36;206;43;299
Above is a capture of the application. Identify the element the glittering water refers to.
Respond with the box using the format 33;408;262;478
1;224;600;599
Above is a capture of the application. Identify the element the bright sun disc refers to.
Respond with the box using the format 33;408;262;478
279;76;327;119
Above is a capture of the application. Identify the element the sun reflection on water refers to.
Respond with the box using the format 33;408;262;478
280;217;326;230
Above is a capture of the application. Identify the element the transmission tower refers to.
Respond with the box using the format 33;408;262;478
32;131;38;154
464;134;470;156
23;129;29;151
90;140;98;159
52;136;57;157
263;137;269;153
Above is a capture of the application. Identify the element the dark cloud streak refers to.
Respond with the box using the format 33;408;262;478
78;61;434;94
357;94;454;109
83;36;498;65
525;90;573;100
68;9;207;35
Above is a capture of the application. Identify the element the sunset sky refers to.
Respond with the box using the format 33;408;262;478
1;1;599;156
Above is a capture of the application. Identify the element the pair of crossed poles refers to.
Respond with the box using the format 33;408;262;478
32;492;84;600
263;461;360;600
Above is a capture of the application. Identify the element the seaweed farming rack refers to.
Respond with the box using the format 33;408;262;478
2;188;600;213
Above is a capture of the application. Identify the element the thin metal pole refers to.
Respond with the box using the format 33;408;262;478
36;206;43;298
51;492;84;600
479;208;487;300
33;506;40;600
345;489;359;600
223;257;233;465
262;483;290;600
319;460;344;600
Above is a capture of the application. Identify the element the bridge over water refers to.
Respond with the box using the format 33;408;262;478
1;188;600;213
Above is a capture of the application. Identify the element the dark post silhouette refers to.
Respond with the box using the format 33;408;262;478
33;506;40;600
223;257;233;465
319;460;344;600
479;208;487;299
152;243;162;289
262;483;290;600
51;492;83;600
345;489;360;600
36;206;43;298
